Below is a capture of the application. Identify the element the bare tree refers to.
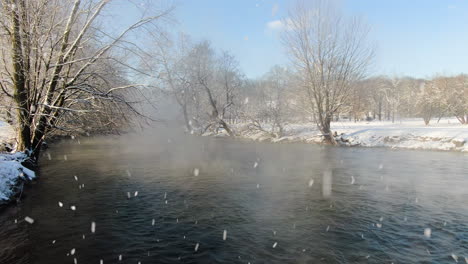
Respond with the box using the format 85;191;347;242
282;0;374;144
382;76;402;123
186;41;241;136
152;33;196;132
217;51;243;124
0;0;173;159
154;38;244;136
448;75;467;124
246;66;292;137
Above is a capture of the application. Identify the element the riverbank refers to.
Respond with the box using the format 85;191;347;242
1;118;467;202
0;122;36;203
207;118;468;152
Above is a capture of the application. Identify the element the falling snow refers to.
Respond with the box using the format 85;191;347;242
24;216;34;224
424;228;431;238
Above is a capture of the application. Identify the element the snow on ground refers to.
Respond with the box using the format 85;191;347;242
0;152;35;201
0;121;35;202
233;118;468;152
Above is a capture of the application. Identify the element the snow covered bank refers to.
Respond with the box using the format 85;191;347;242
0;152;36;201
230;118;468;152
0;121;36;203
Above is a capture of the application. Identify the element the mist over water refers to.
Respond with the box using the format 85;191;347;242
0;127;467;263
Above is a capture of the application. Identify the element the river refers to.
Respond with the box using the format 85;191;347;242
0;130;467;263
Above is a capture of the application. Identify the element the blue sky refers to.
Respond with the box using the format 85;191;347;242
119;0;468;79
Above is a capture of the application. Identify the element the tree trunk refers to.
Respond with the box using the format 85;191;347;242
320;115;336;145
181;104;192;132
202;82;234;137
9;1;32;153
456;114;467;124
423;116;431;126
378;100;382;121
219;119;234;137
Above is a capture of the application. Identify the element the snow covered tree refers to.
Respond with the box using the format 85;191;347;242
0;0;172;159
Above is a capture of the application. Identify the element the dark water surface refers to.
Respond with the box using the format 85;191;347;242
0;131;467;263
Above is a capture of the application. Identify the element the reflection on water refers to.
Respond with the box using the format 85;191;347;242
0;129;467;263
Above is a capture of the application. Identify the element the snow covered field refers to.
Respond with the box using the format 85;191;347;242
234;118;468;152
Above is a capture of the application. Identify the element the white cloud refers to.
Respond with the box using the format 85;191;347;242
266;20;284;31
266;18;294;33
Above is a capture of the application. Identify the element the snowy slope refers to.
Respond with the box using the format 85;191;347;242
0;121;35;202
0;152;36;201
233;118;468;152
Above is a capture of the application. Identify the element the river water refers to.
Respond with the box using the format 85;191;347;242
0;131;467;263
